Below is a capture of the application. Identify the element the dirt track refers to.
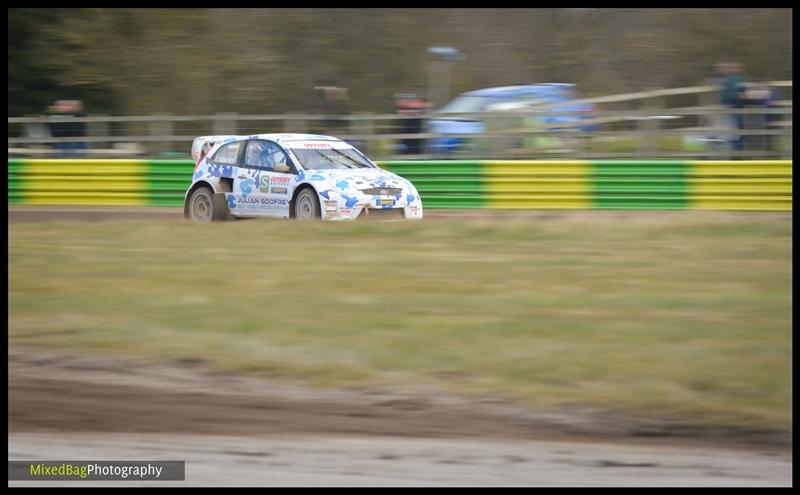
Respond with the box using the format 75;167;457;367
8;205;792;224
8;347;792;486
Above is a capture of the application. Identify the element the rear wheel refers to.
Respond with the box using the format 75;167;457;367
294;188;320;220
188;187;225;222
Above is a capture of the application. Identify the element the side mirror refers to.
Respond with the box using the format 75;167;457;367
274;162;291;173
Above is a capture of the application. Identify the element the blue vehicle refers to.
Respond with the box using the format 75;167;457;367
427;83;596;154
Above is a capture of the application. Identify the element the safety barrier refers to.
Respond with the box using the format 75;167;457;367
383;160;792;211
8;159;194;206
8;159;792;211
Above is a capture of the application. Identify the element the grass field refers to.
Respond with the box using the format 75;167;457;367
8;212;792;427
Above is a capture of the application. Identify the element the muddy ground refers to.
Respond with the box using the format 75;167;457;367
8;347;792;486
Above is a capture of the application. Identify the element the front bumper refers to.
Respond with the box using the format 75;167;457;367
322;194;423;221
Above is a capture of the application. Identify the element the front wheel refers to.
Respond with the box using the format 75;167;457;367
188;187;225;222
294;188;320;220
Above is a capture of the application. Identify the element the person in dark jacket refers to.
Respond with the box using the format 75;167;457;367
47;100;87;157
394;94;429;155
716;63;746;151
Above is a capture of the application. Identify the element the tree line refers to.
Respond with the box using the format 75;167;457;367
8;8;792;116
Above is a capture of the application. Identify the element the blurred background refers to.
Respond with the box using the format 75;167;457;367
8;8;793;160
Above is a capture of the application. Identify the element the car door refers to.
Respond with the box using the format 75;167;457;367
238;139;295;218
203;139;243;213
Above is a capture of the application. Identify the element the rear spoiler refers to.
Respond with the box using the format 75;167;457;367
191;135;237;163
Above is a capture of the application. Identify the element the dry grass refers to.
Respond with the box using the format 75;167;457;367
9;212;792;427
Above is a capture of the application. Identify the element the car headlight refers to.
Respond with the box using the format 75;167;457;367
324;201;338;212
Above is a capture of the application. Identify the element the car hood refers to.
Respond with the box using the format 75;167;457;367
298;167;416;195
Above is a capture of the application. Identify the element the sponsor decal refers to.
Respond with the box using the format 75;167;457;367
227;194;237;209
237;197;288;205
271;176;292;185
297;141;354;150
270;187;288;194
339;208;353;216
235;196;289;211
260;176;270;192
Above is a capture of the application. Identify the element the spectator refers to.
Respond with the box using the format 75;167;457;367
313;83;350;136
716;63;746;152
394;93;429;155
742;83;778;154
47;99;87;157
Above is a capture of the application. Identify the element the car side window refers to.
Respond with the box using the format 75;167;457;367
244;140;292;172
514;95;547;107
211;142;242;166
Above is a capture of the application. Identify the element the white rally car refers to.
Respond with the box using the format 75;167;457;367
184;134;423;222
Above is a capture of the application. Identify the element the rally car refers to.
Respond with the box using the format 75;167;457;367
184;133;423;222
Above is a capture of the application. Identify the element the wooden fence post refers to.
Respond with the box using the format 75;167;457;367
352;113;374;155
638;96;662;157
283;114;307;134
213;112;237;135
149;117;173;157
88;115;109;152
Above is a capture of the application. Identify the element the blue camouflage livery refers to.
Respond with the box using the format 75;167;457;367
185;133;423;222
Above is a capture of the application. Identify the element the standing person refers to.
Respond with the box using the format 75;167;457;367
718;63;747;152
742;83;777;155
47;100;87;157
313;83;350;136
394;94;429;155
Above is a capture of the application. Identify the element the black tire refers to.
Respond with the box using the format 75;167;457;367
294;188;321;220
187;187;226;222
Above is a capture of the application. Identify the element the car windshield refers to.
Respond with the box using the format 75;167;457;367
438;95;493;114
289;146;375;170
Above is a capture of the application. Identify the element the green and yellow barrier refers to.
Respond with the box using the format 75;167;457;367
7;159;792;211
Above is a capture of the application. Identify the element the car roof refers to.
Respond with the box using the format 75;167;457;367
204;134;357;157
243;133;343;143
463;84;576;99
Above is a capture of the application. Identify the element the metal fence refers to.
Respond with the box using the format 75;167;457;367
8;81;792;161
